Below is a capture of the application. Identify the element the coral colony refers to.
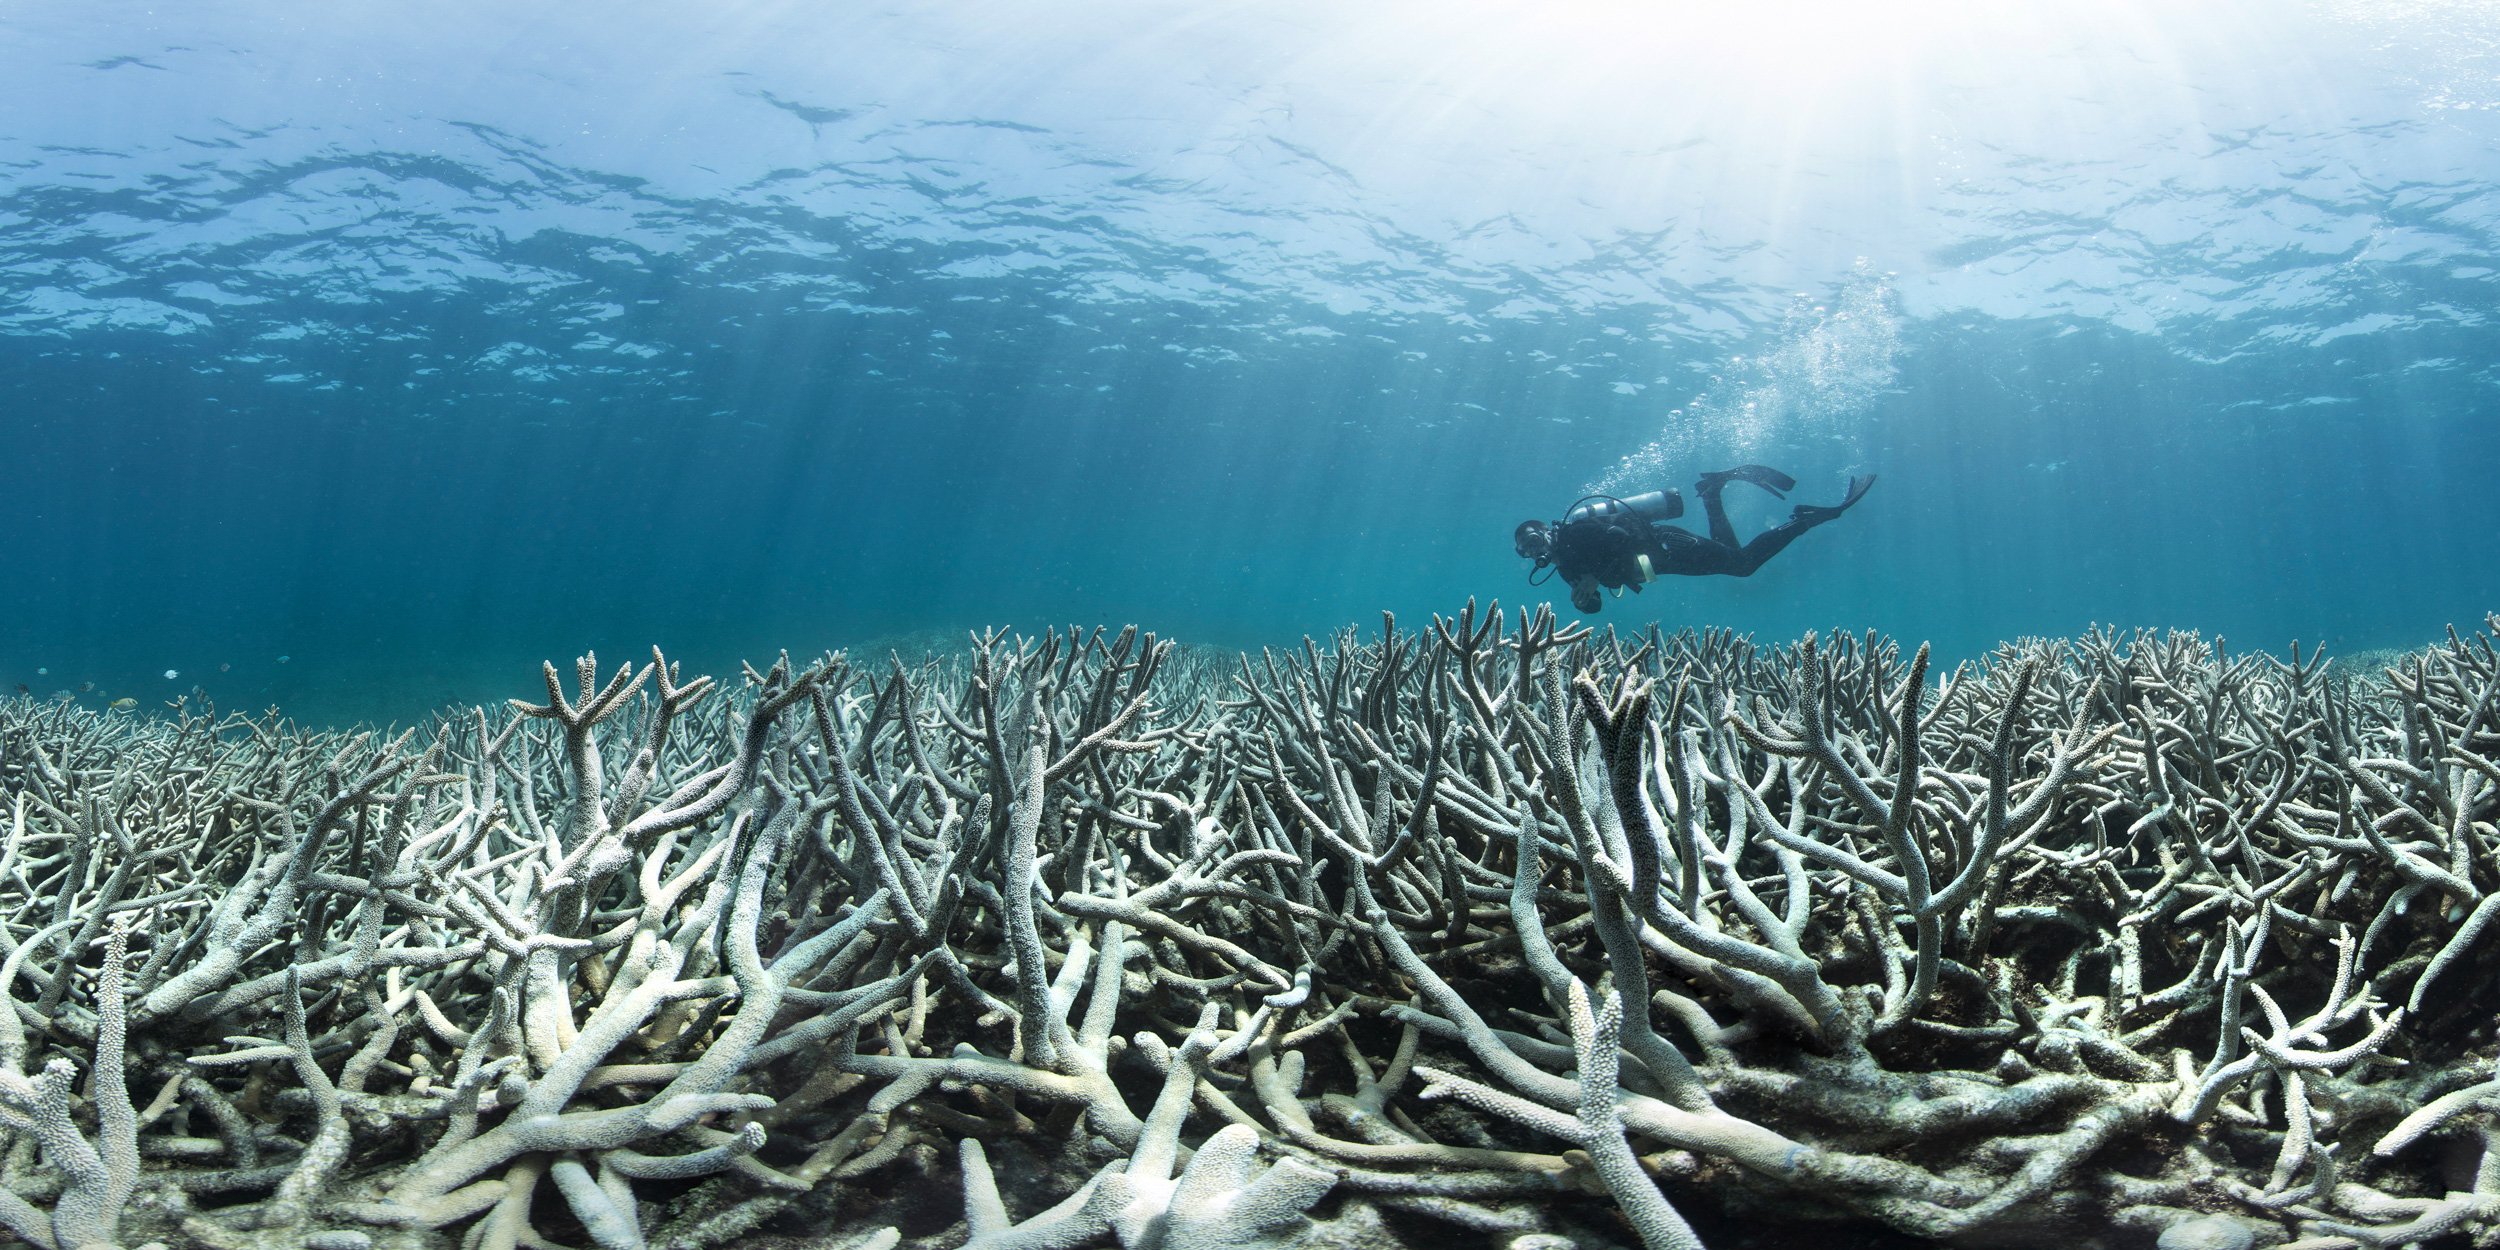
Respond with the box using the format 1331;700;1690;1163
8;605;2500;1250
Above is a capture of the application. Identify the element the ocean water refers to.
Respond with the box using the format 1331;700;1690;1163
3;0;2498;725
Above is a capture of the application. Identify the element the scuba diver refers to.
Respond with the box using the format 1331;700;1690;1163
1514;466;1875;614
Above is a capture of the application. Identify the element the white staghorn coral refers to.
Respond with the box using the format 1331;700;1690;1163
6;615;2500;1248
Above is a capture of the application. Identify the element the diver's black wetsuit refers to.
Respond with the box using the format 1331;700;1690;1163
1517;466;1875;614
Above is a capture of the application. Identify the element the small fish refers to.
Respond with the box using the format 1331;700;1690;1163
218;662;231;672
277;655;291;664
164;669;179;680
12;684;26;697
33;667;46;676
78;681;95;693
109;697;138;712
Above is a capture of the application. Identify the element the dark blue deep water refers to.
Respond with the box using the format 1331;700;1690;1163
5;1;2499;723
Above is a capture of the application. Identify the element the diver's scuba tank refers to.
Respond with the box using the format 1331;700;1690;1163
1562;489;1684;527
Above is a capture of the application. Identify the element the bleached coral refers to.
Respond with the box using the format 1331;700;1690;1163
7;614;2500;1249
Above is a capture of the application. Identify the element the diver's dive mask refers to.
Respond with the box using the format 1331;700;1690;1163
1513;519;1554;564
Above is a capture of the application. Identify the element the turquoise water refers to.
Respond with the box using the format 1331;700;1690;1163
4;1;2498;723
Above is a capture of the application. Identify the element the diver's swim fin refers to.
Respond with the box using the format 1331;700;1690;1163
1696;464;1797;498
1791;474;1875;525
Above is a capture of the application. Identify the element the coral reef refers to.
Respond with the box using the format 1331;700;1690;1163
4;608;2500;1250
